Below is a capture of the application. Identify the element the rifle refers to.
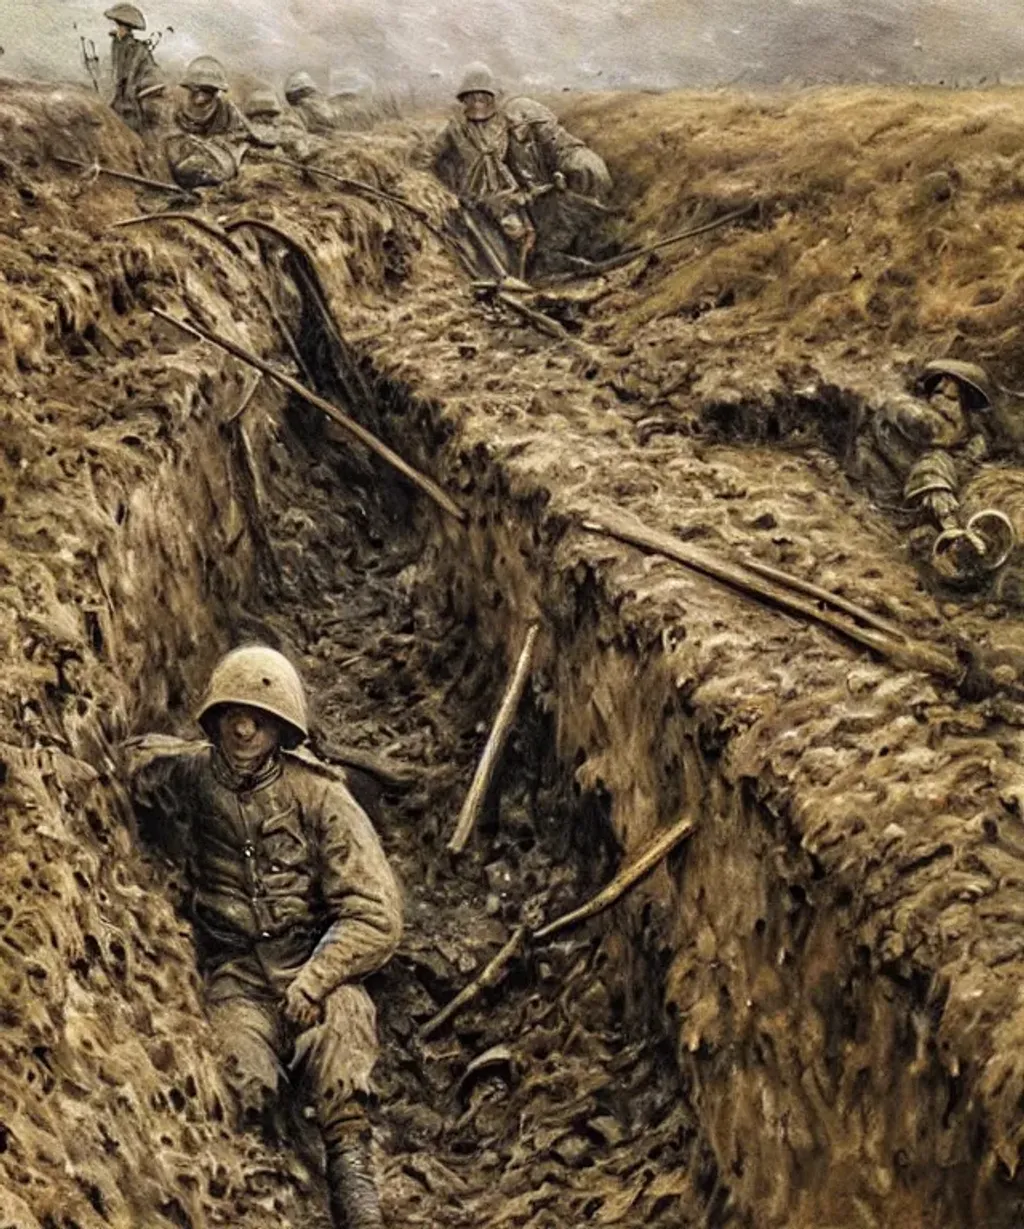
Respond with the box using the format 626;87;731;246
54;155;195;198
567;203;757;279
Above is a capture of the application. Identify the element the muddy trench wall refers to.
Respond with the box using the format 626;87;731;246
354;368;1021;1228
0;202;328;1220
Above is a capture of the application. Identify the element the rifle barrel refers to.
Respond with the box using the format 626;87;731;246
54;156;186;195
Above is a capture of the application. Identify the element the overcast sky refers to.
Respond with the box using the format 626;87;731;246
5;0;1024;97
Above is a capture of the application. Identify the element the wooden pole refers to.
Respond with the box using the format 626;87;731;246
534;813;696;941
447;622;541;854
418;926;528;1041
152;309;466;525
582;510;961;682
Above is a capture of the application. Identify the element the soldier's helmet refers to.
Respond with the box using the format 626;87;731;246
180;55;229;93
197;645;309;747
245;86;282;118
104;3;146;30
456;62;497;99
285;70;318;102
918;359;996;413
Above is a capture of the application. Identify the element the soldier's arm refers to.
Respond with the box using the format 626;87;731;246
290;781;403;1004
118;734;205;858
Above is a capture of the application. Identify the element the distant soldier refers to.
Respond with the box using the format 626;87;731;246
243;85;312;158
859;360;1019;585
166;57;267;189
328;68;379;132
430;62;612;276
121;646;401;1229
105;2;164;134
284;70;337;136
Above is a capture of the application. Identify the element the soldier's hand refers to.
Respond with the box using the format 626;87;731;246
284;981;323;1028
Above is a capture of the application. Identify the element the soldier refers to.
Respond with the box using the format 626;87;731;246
165;57;266;189
104;2;164;134
430;62;612;276
328;68;379;132
859;360;1017;585
243;84;312;158
285;70;337;136
121;646;401;1229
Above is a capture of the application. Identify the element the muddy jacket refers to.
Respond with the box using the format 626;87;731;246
246;109;311;158
110;33;164;133
167;96;267;187
431;96;588;204
121;735;403;1004
289;92;337;136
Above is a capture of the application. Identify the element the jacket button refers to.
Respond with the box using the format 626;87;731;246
260;931;272;939
270;863;282;873
243;844;255;858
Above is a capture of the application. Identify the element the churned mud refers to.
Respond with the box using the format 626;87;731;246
6;77;1024;1229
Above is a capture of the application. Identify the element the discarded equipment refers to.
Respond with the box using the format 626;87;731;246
152;308;466;524
448;622;541;855
54;155;194;198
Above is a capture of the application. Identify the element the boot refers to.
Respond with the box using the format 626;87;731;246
325;1127;384;1229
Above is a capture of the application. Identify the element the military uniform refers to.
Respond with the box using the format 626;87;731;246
122;647;400;1229
859;361;1017;584
285;71;337;136
105;3;164;134
243;86;312;158
431;63;612;275
166;57;265;189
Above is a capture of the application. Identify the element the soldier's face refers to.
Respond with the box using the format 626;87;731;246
112;21;131;39
216;704;282;766
190;87;217;108
461;91;496;122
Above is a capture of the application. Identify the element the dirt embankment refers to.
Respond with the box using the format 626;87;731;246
6;80;1024;1229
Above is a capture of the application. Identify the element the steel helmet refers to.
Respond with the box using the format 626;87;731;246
918;359;995;413
244;86;282;118
197;645;309;747
181;55;229;92
105;3;146;30
285;70;318;101
456;62;497;98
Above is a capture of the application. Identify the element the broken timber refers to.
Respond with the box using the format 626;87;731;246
534;812;696;941
583;508;962;683
422;813;697;1039
448;622;541;855
152;309;466;524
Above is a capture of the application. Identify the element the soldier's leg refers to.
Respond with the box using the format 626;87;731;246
292;983;383;1229
208;993;285;1132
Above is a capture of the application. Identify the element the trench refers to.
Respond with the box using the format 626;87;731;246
8;82;1024;1229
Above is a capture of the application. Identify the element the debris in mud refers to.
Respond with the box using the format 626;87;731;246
9;73;1024;1229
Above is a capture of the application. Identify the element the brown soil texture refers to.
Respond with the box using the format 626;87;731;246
5;80;1024;1229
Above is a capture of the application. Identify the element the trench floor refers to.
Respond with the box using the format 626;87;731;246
228;417;702;1228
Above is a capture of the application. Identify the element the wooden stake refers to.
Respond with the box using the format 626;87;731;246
582;509;961;682
112;214;314;385
447;622;541;855
152;308;466;525
534;813;696;941
419;926;528;1041
419;814;695;1038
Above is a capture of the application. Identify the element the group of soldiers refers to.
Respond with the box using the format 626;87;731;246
101;3;613;272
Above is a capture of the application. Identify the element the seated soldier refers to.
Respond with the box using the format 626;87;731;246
165;56;266;189
430;62;612;276
284;70;338;136
243;84;314;159
120;645;401;1229
328;68;380;132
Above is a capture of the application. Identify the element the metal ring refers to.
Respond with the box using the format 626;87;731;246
965;508;1016;571
931;528;972;580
